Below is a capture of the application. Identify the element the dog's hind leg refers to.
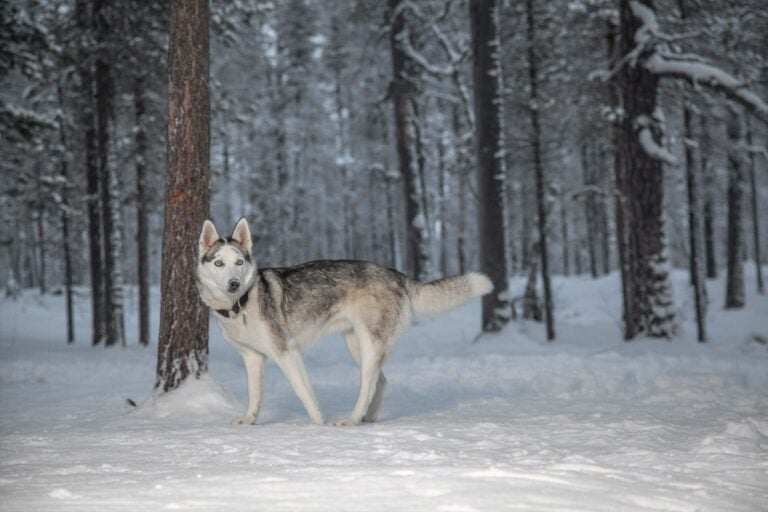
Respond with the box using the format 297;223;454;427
273;349;325;425
363;373;387;423
344;331;386;423
335;329;384;426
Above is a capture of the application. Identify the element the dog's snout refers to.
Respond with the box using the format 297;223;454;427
228;279;240;291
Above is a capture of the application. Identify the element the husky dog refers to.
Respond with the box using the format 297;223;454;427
196;218;493;426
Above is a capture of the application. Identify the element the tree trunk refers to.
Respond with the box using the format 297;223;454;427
57;85;75;344
95;0;124;347
35;205;46;295
699;116;718;279
619;0;676;338
388;0;429;281
156;0;211;392
683;104;707;341
76;1;105;345
724;108;745;309
607;15;632;338
745;115;764;294
523;244;542;322
582;144;599;279
526;0;555;340
471;0;511;332
597;148;611;275
559;182;570;276
135;75;150;347
437;130;449;276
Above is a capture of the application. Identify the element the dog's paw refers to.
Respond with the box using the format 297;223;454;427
230;415;257;425
332;417;362;426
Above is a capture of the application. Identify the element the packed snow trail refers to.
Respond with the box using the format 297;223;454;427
1;268;767;511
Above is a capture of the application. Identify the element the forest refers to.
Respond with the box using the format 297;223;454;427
2;1;768;510
2;1;768;353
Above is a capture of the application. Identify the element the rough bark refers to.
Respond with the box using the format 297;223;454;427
156;0;211;392
620;0;676;338
388;0;429;281
526;0;554;340
724;108;745;309
471;0;511;332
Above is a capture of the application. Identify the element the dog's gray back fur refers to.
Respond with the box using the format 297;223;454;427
255;260;409;350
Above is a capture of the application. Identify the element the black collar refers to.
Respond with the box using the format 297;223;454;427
216;288;250;318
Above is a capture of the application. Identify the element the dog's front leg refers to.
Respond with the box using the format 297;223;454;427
273;349;325;425
231;351;266;425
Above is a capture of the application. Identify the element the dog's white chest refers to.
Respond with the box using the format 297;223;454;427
216;313;270;353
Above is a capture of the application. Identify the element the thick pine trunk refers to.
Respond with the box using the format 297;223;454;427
620;0;676;339
76;0;105;346
526;0;555;340
724;109;745;309
388;0;429;281
135;75;150;347
156;0;211;392
471;0;511;332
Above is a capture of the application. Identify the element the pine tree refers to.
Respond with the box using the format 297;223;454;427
525;0;554;340
724;107;745;309
619;0;676;338
388;0;430;281
471;0;510;332
155;0;211;392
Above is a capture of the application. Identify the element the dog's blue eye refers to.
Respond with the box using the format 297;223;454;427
236;259;243;266
214;260;223;267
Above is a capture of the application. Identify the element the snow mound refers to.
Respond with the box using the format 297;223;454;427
134;373;241;420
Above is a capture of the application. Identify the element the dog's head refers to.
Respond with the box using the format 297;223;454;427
196;218;256;304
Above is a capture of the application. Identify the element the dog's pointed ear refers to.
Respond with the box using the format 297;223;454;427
199;220;220;256
230;217;252;255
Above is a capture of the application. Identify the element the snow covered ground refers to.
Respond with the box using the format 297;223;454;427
1;268;767;511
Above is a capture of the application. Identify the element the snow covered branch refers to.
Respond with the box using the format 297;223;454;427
635;114;677;166
624;0;768;122
644;53;768;119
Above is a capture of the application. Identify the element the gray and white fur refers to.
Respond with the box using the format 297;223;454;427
196;218;493;426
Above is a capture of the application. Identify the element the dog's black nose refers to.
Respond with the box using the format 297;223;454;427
228;279;240;291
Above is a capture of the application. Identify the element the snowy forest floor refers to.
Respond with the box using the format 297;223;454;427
1;268;767;512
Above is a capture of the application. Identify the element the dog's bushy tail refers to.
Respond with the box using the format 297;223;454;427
407;272;493;318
